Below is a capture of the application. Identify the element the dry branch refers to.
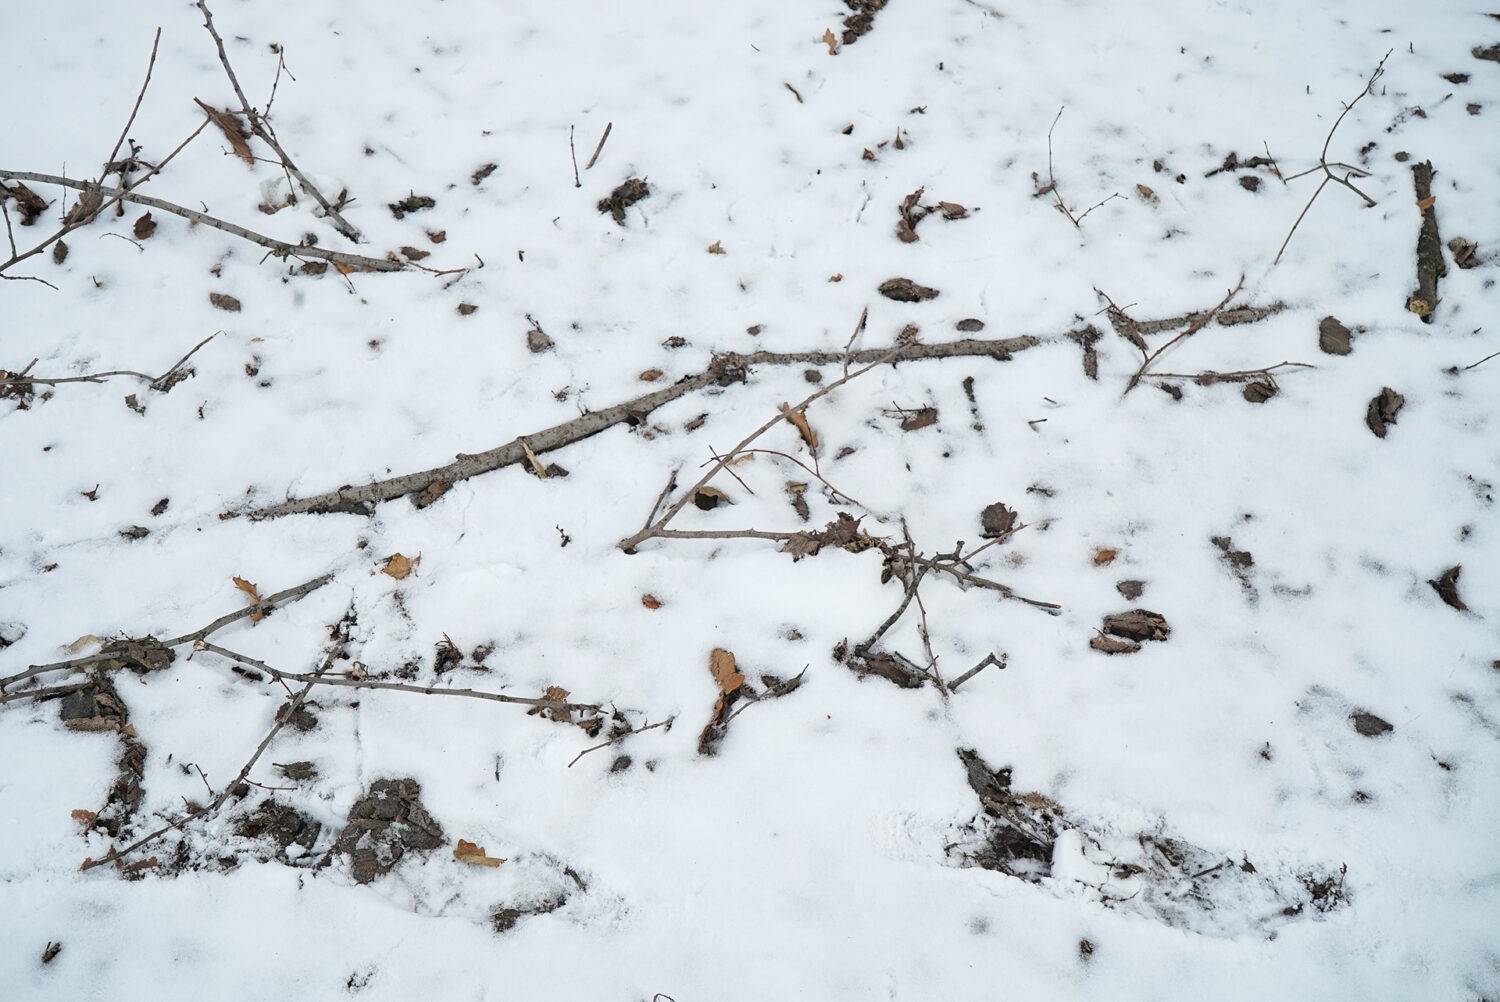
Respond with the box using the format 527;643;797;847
196;0;362;242
2;333;216;393
0;172;403;272
239;334;1044;521
1123;277;1246;394
1406;161;1444;322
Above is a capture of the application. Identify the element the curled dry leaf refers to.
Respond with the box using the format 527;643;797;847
132;212;156;240
194;99;254;165
709;647;744;694
707;241;725;255
779;402;819;454
1092;547;1119;566
232;575;266;623
382;553;416;580
823;28;840;55
454;839;505;868
641;593;663;610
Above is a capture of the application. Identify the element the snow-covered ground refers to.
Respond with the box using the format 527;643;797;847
3;1;1498;998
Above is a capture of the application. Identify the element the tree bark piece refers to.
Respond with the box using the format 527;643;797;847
239;336;1043;520
1407;161;1445;322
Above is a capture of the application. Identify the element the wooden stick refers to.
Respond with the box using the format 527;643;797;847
0;171;403;272
239;334;1044;521
585;122;613;170
1;334;217;391
1124;277;1245;394
196;0;362;242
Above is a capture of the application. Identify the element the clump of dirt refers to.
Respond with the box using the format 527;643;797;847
1091;609;1170;653
236;799;323;858
1365;387;1405;438
839;0;889;45
1318;316;1352;355
328;777;446;884
597;178;650;225
878;277;940;302
389;194;436;220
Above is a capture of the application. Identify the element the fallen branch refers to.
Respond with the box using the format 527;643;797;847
196;0;362;242
79;650;338;872
1406;160;1445;322
239;334;1045;521
949;652;1005;691
1274;51;1391;265
0;573;333;697
0;171;403;272
2;333;216;393
1123;277;1246;394
567;715;672;768
193;640;602;714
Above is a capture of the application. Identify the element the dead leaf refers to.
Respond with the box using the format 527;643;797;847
822;28;840;55
828;273;844;283
132;212;156;240
693;486;733;510
1136;183;1158;203
1417;195;1436;212
209;292;241;312
899;407;938;431
1428;565;1468;612
400;245;430;261
707;240;725;255
454;839;505;868
641;593;663;610
639;368;664;382
457;303;478;316
232;576;266;623
64;634;102;654
936;201;969;220
70;809;97;825
779;402;819;454
194;98;254;165
709;647;744;694
382;553;415;580
1092;547;1119;566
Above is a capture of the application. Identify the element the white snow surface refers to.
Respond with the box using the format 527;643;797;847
3;1;1499;999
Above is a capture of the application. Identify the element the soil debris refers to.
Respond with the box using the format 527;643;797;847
1365;387;1405;439
328;777;446;884
388;194;436;219
597;177;650;225
839;0;889;45
878;278;940;302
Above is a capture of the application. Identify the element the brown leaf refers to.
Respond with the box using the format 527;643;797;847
707;240;725;255
132;212;157;240
899;407;938;431
232;576;266;623
639;368;664;382
63;188;103;227
428;229;447;244
693;486;733;510
454;839;505;868
194;98;254;165
209;292;241;312
1092;547;1118;566
779;403;819;454
980;502;1018;539
1428;565;1468;612
382;553;415;580
400;245;431;262
641;593;663;610
822;28;840;55
1417;195;1436;212
709;647;744;694
70;809;97;825
1365;387;1405;439
936;201;969;220
878;277;939;302
1136;183;1158;203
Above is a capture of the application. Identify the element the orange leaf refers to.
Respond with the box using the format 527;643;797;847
1417;195;1436;212
779;403;819;455
642;594;663;610
709;647;744;695
382;553;415;579
1092;547;1119;566
639;368;664;382
70;809;97;825
454;839;505;868
232;575;266;623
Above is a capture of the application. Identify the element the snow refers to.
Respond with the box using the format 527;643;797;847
3;0;1499;999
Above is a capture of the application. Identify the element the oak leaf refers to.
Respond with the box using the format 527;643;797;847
382;553;415;579
709;647;744;694
453;839;505;868
232;575;266;623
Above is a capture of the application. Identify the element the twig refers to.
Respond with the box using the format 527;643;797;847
1124;277;1245;394
858;562;931;656
1458;350;1499;372
79;651;338;872
949;653;1004;691
102;29;163;179
1144;360;1314;383
1044;107;1119;229
585;122;613;170
1;119;210;275
621;350;901;552
1;333;217;391
569;125;581;189
843;306;868;378
244;334;1044;521
783;82;804;104
567;715;673;768
192;641;600;713
196;0;362;242
1274;50;1392;265
0;573;333;695
0;172;403;272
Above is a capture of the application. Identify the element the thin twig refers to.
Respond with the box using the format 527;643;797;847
585;122;612;170
0;171;403;272
1124;277;1245;394
567;716;673;768
948;653;1004;691
0;333;217;391
102;28;163;178
1459;350;1500;372
1274;50;1392;265
196;0;362;242
569;125;581;189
